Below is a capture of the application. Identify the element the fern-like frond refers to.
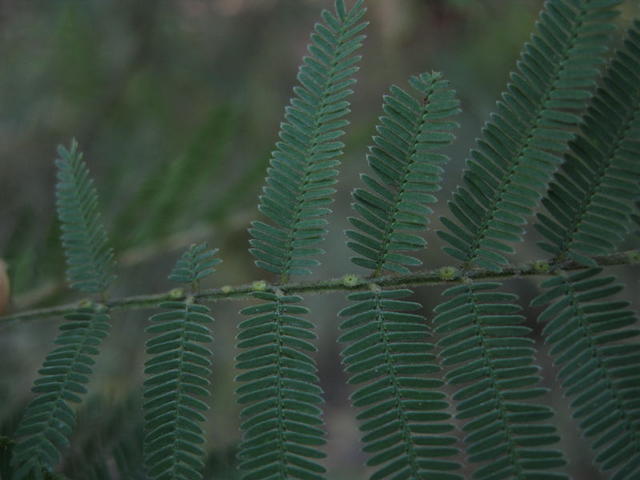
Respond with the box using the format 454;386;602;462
339;288;461;480
55;139;115;293
434;282;567;480
237;2;367;477
437;0;620;271
143;243;220;480
339;72;461;479
347;72;460;275
11;142;117;479
236;291;325;480
249;0;367;280
530;27;640;478
11;305;111;479
536;20;640;266
532;268;640;479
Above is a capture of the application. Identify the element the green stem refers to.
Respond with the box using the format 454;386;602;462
1;250;638;326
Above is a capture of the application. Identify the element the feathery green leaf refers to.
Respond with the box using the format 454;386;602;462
11;306;111;479
347;72;460;275
438;0;620;271
532;268;640;479
339;288;462;480
11;141;117;478
55;139;115;294
537;19;640;265
435;282;567;480
143;243;220;480
236;291;325;480
340;71;461;479
238;2;368;478
249;0;367;280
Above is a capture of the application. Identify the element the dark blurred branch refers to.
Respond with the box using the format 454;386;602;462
79;0;159;149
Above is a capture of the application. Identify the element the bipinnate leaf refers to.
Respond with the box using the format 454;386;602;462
236;291;326;480
249;0;367;280
347;71;460;276
340;71;462;480
143;243;220;480
339;288;462;480
533;269;640;480
55;140;115;294
435;282;568;480
536;20;640;265
11;305;111;479
438;0;621;271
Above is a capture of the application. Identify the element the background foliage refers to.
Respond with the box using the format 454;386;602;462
1;1;639;479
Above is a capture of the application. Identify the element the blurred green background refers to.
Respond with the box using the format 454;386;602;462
1;0;639;478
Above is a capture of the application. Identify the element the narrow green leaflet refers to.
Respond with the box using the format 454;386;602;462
530;22;640;479
11;142;117;479
143;243;220;480
430;2;625;476
536;19;640;266
237;292;326;480
347;72;460;275
249;0;367;281
532;269;640;479
435;282;568;480
438;0;621;271
340;72;461;479
238;2;368;478
339;289;461;480
11;306;111;479
55;139;115;293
